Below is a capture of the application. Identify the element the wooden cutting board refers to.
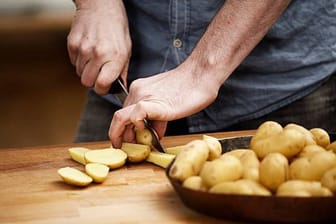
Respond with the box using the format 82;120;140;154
0;130;253;224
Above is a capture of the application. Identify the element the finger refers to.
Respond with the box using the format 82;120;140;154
122;124;136;143
150;121;167;139
75;42;92;76
94;60;124;95
109;106;134;148
81;59;101;87
67;33;79;65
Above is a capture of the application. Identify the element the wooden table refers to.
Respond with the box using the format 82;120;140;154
0;130;254;224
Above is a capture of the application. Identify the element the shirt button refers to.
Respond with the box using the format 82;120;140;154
173;38;182;48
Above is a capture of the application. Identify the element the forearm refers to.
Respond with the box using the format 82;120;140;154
183;0;291;90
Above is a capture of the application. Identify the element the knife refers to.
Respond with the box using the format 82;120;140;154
109;77;165;152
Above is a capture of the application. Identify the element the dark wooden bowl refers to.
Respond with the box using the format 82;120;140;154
166;134;336;223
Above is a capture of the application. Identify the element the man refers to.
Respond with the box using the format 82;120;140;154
68;0;336;148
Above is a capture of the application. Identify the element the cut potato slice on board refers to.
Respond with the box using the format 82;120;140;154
84;148;127;169
121;142;151;163
85;163;110;183
68;147;91;165
58;167;92;187
164;145;185;155
146;151;175;168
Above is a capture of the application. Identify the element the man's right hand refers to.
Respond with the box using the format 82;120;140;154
67;0;131;95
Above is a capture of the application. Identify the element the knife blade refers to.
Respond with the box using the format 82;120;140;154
110;77;165;152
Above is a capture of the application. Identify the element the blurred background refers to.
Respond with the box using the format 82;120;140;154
0;0;87;148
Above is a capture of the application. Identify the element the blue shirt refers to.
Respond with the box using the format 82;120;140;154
105;0;336;133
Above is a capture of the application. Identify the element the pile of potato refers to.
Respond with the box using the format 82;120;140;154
169;121;336;197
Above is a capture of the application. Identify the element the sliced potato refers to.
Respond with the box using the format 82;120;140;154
202;135;222;160
58;167;92;187
85;163;109;183
68;147;91;165
84;148;127;169
146;151;175;168
164;145;186;155
121;142;151;163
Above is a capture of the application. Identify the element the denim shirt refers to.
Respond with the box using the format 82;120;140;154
105;0;336;133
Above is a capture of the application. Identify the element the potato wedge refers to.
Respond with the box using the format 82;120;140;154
58;167;92;187
146;151;175;168
68;147;91;165
84;148;127;169
164;145;185;155
121;142;151;163
85;163;109;183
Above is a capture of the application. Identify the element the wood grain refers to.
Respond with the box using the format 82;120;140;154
0;131;254;224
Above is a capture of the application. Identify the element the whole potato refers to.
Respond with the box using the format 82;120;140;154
259;153;289;192
326;141;336;152
251;129;305;159
321;167;336;192
310;128;330;148
169;140;209;182
289;151;336;181
182;176;207;192
284;123;316;146
250;121;283;147
298;145;326;158
276;180;333;197
202;135;222;160
200;154;243;188
226;149;260;181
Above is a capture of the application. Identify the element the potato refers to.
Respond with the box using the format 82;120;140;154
169;140;209;182
146;151;175;168
85;163;109;183
289;151;336;181
58;167;92;187
321;167;336;192
284;123;316;146
226;149;259;181
310;128;330;148
250;121;283;146
298;145;326;158
121;142;151;163
182;176;207;191
84;148;127;169
209;179;271;196
164;145;185;155
135;128;153;146
276;180;333;197
68;147;91;165
202;135;222;160
209;180;254;195
326;141;336;152
200;154;243;188
259;153;288;192
251;128;305;159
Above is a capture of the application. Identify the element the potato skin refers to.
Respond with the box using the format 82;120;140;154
251;128;305;159
202;135;222;160
226;149;260;181
182;176;207;191
284;123;316;146
321;167;336;192
326;141;336;152
298;145;326;158
169;140;209;182
250;121;283;147
200;154;243;188
289;151;336;181
259;153;289;192
310;128;330;148
276;180;333;197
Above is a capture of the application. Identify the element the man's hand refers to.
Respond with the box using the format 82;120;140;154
67;0;131;95
108;0;290;148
